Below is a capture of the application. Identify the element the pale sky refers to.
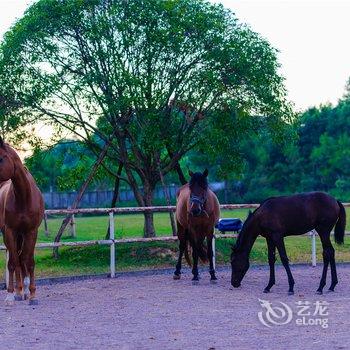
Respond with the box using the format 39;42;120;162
1;0;350;111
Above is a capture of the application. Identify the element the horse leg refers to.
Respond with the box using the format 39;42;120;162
191;242;199;284
328;245;338;292
264;237;276;293
3;230;22;304
275;237;295;295
207;236;217;282
173;238;185;280
316;231;337;294
20;244;30;300
21;231;38;305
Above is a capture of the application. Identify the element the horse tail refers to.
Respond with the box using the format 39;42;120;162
17;234;25;256
184;240;192;267
185;233;208;265
190;237;207;263
334;201;346;245
196;241;208;263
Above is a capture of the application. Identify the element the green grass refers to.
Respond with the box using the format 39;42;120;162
0;208;349;279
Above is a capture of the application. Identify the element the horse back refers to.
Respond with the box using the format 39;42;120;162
0;175;44;231
257;192;340;235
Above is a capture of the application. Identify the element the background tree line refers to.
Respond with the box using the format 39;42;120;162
24;88;350;204
0;0;292;237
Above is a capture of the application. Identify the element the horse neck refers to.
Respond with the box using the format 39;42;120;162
238;221;259;257
11;161;31;209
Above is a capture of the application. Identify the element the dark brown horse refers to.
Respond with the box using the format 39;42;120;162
174;169;220;283
0;137;44;305
231;192;346;295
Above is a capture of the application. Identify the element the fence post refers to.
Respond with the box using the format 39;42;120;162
44;213;50;237
109;211;116;278
311;230;317;267
212;234;216;272
69;214;76;238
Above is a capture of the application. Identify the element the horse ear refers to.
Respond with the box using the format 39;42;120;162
203;168;208;177
0;136;5;149
188;170;194;177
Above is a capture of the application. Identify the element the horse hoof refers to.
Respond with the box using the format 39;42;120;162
288;291;294;296
192;280;199;285
4;294;15;306
173;274;181;280
210;279;217;284
14;295;23;301
327;288;335;293
263;289;270;294
316;290;323;295
29;299;39;306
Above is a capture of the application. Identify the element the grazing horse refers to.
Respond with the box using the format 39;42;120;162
174;169;220;283
0;137;44;305
231;192;346;295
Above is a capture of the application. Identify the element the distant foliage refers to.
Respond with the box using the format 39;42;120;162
25;141;112;191
195;96;350;202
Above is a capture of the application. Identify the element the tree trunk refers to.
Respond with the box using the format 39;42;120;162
53;139;112;258
143;211;155;238
105;162;123;239
175;162;187;185
167;148;187;185
158;160;176;236
143;184;156;238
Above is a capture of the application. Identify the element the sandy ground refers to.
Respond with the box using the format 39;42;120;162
0;264;349;350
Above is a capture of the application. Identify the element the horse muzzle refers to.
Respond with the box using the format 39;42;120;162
231;280;241;288
191;209;202;217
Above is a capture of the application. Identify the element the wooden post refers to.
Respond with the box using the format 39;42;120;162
109;212;116;278
44;213;50;237
69;214;76;238
311;230;317;267
157;160;177;236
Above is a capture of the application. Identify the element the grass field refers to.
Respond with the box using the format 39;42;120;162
0;209;349;279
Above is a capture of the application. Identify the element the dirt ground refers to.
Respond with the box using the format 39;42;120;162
0;264;349;350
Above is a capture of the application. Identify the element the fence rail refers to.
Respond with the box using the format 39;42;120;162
43;203;262;215
1;203;350;287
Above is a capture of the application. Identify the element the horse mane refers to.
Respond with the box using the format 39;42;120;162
233;197;276;252
233;211;254;252
189;172;208;190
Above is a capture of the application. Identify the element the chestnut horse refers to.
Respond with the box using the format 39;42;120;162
174;169;220;283
0;137;44;305
231;192;346;295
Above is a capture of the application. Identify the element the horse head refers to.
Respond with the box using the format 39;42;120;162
230;211;256;287
188;169;209;217
230;245;250;288
0;136;16;182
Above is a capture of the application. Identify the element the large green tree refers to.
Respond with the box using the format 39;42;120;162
1;0;292;236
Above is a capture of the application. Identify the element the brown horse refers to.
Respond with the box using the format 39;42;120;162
231;192;346;295
174;169;220;283
0;137;44;305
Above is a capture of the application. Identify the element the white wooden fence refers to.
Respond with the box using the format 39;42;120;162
1;203;349;285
